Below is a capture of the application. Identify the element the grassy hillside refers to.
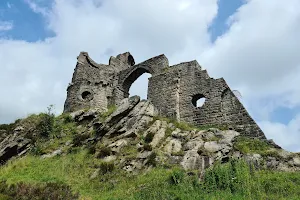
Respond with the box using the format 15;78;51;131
1;108;300;200
1;149;300;199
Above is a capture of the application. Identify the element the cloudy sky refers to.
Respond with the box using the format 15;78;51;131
0;0;299;152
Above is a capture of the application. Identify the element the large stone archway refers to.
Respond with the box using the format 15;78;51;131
113;54;169;104
120;66;153;98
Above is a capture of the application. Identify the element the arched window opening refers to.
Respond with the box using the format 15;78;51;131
192;94;206;108
129;73;151;100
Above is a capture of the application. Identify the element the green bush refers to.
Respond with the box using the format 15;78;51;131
35;105;55;138
100;105;117;121
169;168;185;185
0;181;79;200
143;143;152;151
234;136;271;155
61;113;74;123
87;144;96;154
0;123;15;134
30;143;46;156
99;162;115;175
96;146;112;158
203;159;262;198
144;132;154;143
35;113;55;138
146;152;157;166
72;134;90;147
171;151;185;156
165;127;174;137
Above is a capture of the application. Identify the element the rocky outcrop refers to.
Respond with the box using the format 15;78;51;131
1;96;299;174
0;126;31;164
67;96;300;173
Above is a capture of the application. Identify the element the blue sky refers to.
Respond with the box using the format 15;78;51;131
0;0;245;42
209;0;244;42
0;0;299;152
0;1;53;41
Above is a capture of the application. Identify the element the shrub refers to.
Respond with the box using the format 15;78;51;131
165;127;174;137
169;168;185;185
203;159;261;196
143;143;152;151
0;123;16;134
96;146;112;158
30;143;46;156
100;105;117;121
260;150;281;159
61;113;74;123
197;147;210;156
144;132;155;143
72;134;90;147
0;181;79;200
234;136;271;154
99;162;115;174
87;144;96;154
35;105;55;138
171;151;185;156
51;117;77;138
146;152;157;166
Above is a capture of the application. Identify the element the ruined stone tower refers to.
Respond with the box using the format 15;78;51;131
64;52;266;138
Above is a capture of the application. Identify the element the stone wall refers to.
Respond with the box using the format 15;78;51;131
64;52;266;138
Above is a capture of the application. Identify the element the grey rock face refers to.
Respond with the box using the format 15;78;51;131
73;99;298;173
292;157;300;167
1;97;298;174
181;150;202;170
164;139;182;154
41;149;63;159
64;52;266;139
0;128;31;164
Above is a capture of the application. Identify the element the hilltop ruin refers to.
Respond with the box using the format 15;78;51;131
64;52;265;139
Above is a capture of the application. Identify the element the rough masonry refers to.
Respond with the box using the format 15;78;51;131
64;52;266;138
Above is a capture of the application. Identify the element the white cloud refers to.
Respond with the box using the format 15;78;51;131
24;0;50;16
198;0;300;151
0;21;13;31
201;0;300;111
0;0;299;152
0;0;217;122
259;115;300;152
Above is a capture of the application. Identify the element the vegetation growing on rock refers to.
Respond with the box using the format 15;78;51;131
0;97;300;199
1;153;300;199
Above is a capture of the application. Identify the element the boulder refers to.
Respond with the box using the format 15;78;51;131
150;121;167;148
204;141;222;153
164;139;182;154
0;134;31;164
181;150;202;170
42;149;63;159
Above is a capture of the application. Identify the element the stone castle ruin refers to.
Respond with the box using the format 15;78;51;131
64;52;265;139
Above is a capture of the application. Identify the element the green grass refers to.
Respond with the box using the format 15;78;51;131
1;151;300;199
1;112;300;199
151;116;230;132
234;136;270;153
100;105;117;122
234;136;281;158
0;150;104;199
29;113;78;155
152;116;196;131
